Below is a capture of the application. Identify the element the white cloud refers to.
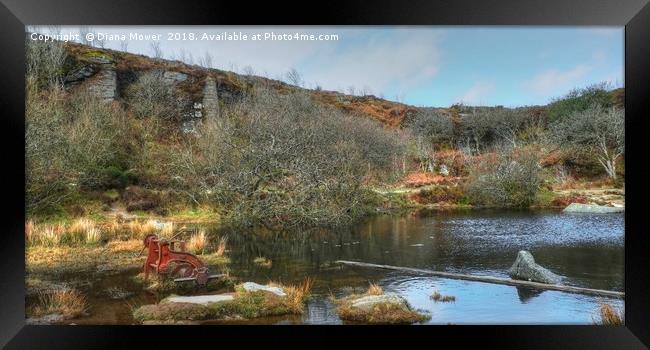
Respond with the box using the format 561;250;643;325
524;64;592;95
304;29;444;96
53;26;444;98
457;81;496;105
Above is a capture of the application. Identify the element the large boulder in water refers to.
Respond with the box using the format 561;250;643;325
563;203;624;213
508;251;561;284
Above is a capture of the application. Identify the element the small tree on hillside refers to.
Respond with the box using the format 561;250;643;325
551;104;624;180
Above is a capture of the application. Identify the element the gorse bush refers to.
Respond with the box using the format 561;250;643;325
466;148;542;207
546;83;616;123
169;88;406;227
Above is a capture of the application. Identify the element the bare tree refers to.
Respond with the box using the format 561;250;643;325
346;86;356;96
551;104;624;180
150;41;163;59
177;48;188;63
242;65;256;76
198;51;213;68
286;68;302;87
119;40;129;52
78;26;93;46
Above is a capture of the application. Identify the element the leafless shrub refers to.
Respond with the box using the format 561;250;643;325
551;104;624;180
169;88;405;227
150;42;163;59
26;35;67;89
125;70;178;120
26;85;130;214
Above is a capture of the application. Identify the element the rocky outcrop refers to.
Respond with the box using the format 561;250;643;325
65;57;117;101
202;76;220;119
162;71;188;83
563;203;624;213
508;250;561;284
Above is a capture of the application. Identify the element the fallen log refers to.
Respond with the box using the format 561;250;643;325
335;260;624;299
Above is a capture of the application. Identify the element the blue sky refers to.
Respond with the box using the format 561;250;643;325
34;26;624;107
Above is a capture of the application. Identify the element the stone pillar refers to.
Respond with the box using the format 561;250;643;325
202;76;220;119
87;64;117;102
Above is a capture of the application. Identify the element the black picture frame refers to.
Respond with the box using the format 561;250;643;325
1;0;648;348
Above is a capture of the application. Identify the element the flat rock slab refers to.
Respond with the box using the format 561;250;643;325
26;313;65;325
349;294;409;312
563;203;624;213
241;282;286;297
165;294;234;305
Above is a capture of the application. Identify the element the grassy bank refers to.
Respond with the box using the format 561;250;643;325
132;279;313;323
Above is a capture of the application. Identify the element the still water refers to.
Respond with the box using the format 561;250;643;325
75;209;626;324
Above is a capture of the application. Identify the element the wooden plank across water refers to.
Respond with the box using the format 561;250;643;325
335;260;624;299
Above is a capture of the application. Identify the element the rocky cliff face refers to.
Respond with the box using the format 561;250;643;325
61;42;419;129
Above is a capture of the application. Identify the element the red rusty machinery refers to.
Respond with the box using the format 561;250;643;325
142;233;222;285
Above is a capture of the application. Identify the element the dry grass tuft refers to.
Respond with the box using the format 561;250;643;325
337;300;429;324
597;303;624;325
253;256;272;268
214;235;228;256
126;219;158;237
268;277;314;314
69;218;95;237
30;289;88;319
333;282;429;324
187;230;209;254
84;227;102;244
26;219;104;246
430;290;456;302
159;222;175;238
25;220;35;243
367;282;383;296
26;223;66;246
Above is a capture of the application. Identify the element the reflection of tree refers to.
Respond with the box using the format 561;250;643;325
516;286;544;303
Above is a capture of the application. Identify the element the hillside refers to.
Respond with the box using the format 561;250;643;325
61;42;420;129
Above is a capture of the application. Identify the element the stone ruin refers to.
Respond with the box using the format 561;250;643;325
64;61;221;134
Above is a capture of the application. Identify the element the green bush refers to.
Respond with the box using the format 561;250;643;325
466;149;541;207
546;82;615;123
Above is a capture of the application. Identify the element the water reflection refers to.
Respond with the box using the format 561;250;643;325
67;209;624;324
212;209;624;291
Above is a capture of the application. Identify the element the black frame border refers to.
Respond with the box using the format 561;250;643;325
1;0;649;348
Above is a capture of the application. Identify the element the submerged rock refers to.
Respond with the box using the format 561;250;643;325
563;203;624;213
240;282;286;297
508;250;561;284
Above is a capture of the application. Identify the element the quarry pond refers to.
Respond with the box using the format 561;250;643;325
34;209;625;325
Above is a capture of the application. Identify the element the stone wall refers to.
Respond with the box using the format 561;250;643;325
87;65;117;101
202;76;220;119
